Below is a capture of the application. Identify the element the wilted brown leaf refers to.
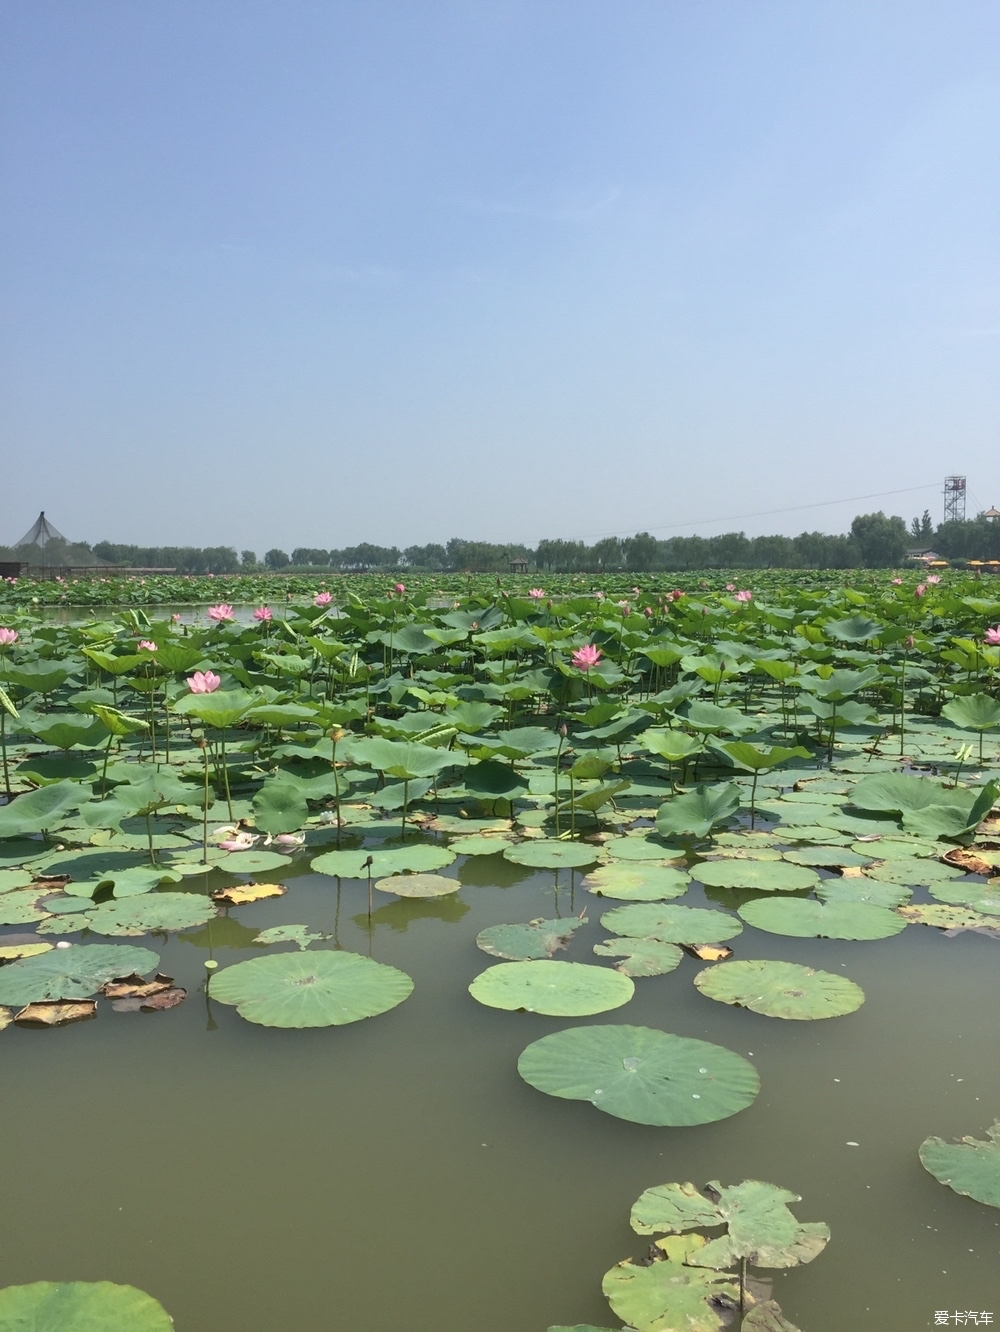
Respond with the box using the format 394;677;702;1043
140;987;187;1011
212;882;287;906
0;1006;13;1032
943;847;994;876
839;866;865;878
682;943;735;962
15;1000;97;1026
101;972;174;999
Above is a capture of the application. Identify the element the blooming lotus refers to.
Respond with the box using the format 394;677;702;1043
218;832;259;851
207;603;235;622
891;578;902;585
393;582;406;595
314;592;333;607
171;613;182;623
915;584;926;597
670;590;684;601
571;644;602;671
138;640;157;652
188;670;222;694
735;590;753;602
528;588;545;599
926;574;941;584
985;626;1000;646
253;606;273;621
0;627;18;646
726;583;735;592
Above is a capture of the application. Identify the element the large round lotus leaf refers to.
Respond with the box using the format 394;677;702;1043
602;835;684;863
503;840;599;870
469;960;634;1016
777;826;849;845
738;897;906;940
476;916;586;960
0;868;34;891
215;849;293;874
603;1241;738;1332
694;960;864;1020
865;858;964;887
0;1280;173;1331
448;835;512;856
783;847;873;869
928;882;1000;916
34;847;150;879
600;902;743;945
816;878;911;909
761;802;841;826
714;831;783;849
0;839;54;868
919;1122;1000;1209
897;903;995;930
375;873;460;898
517;1024;760;1126
0;943;159;1004
85;893;217;936
210;950;413;1027
36;913;93;934
593;938;684;977
583;863;689;901
704;846;783;862
849;837;942;860
0;890;51;925
693;860;819;892
819;811;902;836
312;843;456;878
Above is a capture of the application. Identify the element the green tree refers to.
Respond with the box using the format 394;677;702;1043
264;548;290;570
850;512;908;567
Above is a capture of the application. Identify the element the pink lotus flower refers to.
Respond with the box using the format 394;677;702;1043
631;586;641;595
253;606;273;622
218;832;259;851
207;603;235;622
644;606;653;617
725;583;735;592
670;589;684;601
171;613;182;622
891;578;902;585
572;644;602;672
616;600;630;611
393;583;406;594
985;626;1000;646
926;574;941;584
915;584;926;597
187;670;221;693
735;590;753;602
138;640;157;652
528;588;546;599
0;627;18;646
314;591;333;607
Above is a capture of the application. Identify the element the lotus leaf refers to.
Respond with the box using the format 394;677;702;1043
602;834;684;862
0;781;83;837
253;923;324;948
739;897;906;940
448;835;512;856
0;1281;174;1330
897;903;995;929
85;893;217;936
312;844;456;877
0;890;51;925
469;959;634;1015
592;938;683;977
816;879;911;908
583;863;689;901
476;916;586;960
252;778;309;835
503;840;599;869
694;960;864;1020
941;693;1000;734
782;847;873;868
209;949;413;1027
0;943;159;1004
517;1024;760;1125
865;857;964;886
212;882;286;905
693;860;819;892
375;873;460;898
0;941;53;960
927;882;1000;916
849;837;941;860
464;760;529;799
655;783;742;838
0;868;34;891
600;902;742;944
919;1122;1000;1209
602;1237;738;1332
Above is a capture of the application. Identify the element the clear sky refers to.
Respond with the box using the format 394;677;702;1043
2;1;998;552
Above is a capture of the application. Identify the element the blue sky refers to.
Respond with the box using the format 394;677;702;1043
2;1;998;552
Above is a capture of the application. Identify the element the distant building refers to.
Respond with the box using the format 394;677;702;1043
906;548;942;564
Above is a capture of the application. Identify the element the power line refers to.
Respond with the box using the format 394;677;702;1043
567;482;942;542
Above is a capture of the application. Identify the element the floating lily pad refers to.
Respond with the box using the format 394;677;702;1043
919;1121;1000;1209
44;894;97;914
583;863;689;901
849;837;942;860
209;950;413;1027
0;839;54;869
738;897;906;940
469;960;634;1015
782;847;873;869
517;1024;760;1125
693;860;819;892
0;868;34;892
476;916;587;960
0;940;54;961
602;835;684;863
777;826;850;845
865;858;964;887
593;938;683;977
600;903;743;945
36;913;92;934
375;873;461;898
215;849;293;874
0;889;51;925
211;882;287;906
503;840;600;870
311;844;456;878
0;1280;173;1330
694;960;864;1020
0;943;159;1005
897;903;995;930
603;1236;738;1332
927;882;1000;916
253;923;325;949
703;846;783;862
448;835;512;856
815;879;911;909
85;893;218;937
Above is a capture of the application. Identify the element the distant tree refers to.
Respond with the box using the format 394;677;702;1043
292;548;329;566
241;550;258;568
591;537;624;569
850;512;908;567
403;544;447;570
624;532;658;571
264;548;290;570
910;510;934;543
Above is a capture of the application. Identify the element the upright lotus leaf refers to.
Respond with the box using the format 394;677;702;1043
476;916;587;960
717;742;812;774
603;1234;739;1332
593;938;684;977
252;776;309;835
469;960;634;1016
517;1024;760;1126
350;737;457;779
941;693;1000;752
114;770;197;815
850;772;972;820
739;897;906;940
151;643;205;673
312;843;455;878
804;667;879;702
631;1178;829;1270
683;701;758;735
919;1122;1000;1209
25;712;109;750
693;860;819;893
172;688;255;728
0;1281;174;1331
601;902;742;945
503;840;599;870
656;783;742;839
210;950;413;1027
91;703;149;737
643;729;705;763
0;943;159;1004
823;614;883;642
4;662;72;693
0;780;83;838
85;893;217;936
694;960;865;1020
465;760;530;800
583;863;689;901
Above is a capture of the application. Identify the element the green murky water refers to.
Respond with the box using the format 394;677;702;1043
2;858;998;1330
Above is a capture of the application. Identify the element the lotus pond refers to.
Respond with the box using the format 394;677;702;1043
1;575;999;1330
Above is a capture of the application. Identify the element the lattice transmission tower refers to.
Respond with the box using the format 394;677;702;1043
943;476;966;525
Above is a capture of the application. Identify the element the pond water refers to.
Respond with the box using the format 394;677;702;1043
2;854;998;1330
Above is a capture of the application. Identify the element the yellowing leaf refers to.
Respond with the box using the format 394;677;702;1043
212;882;287;906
